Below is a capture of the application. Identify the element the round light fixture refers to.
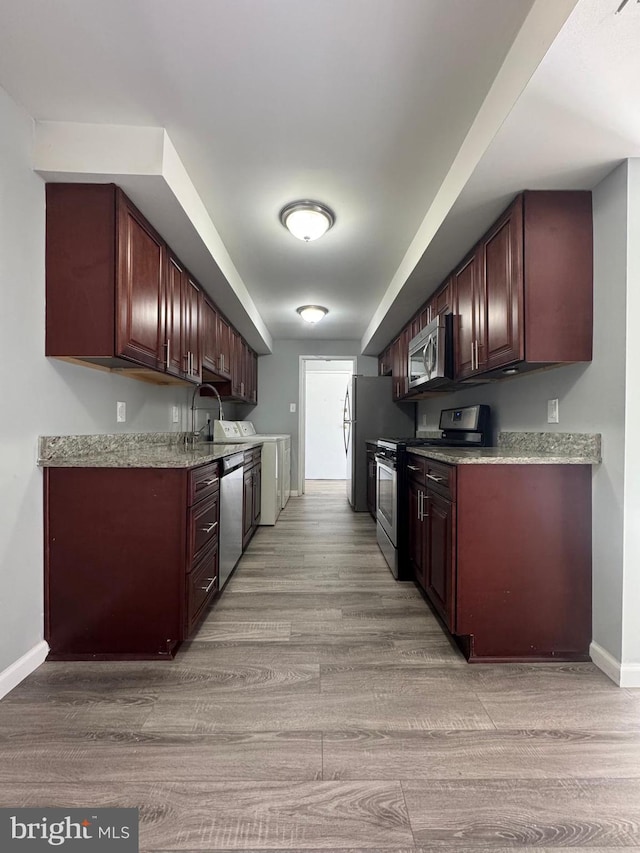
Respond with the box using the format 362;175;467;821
280;201;335;242
296;305;329;324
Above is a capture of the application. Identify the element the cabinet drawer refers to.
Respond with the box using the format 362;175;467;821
425;459;455;499
243;447;261;467
406;455;427;482
188;491;219;567
186;542;218;633
189;462;220;505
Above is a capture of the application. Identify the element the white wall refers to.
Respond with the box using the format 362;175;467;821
417;161;635;678
251;340;377;489
0;86;196;686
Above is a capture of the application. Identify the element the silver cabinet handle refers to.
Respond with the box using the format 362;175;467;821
423;495;430;518
407;464;422;472
241;381;244;395
471;341;474;370
418;489;423;521
426;473;445;483
201;576;217;593
203;477;219;486
166;338;171;369
200;521;218;533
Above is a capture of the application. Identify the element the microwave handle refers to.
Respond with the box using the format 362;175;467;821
423;339;431;380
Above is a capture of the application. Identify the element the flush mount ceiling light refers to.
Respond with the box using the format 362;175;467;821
280;201;335;242
296;305;329;324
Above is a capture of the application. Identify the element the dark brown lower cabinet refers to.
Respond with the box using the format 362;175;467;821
406;453;592;662
44;462;220;660
242;447;262;549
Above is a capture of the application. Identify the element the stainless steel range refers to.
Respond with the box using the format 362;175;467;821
375;404;491;579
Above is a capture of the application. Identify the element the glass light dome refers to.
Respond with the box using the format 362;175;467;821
280;201;335;242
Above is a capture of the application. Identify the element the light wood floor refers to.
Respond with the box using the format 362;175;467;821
1;480;640;851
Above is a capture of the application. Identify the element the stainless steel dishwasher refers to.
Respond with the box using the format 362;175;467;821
219;452;244;588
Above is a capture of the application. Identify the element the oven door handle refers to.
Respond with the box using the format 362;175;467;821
376;455;396;473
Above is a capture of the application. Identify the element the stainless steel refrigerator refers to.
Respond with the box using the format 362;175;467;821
343;375;415;511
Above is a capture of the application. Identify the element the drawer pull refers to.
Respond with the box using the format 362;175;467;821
426;473;445;483
203;477;219;486
407;465;422;472
201;576;217;593
200;522;218;533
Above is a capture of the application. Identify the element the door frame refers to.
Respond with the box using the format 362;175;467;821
298;356;357;494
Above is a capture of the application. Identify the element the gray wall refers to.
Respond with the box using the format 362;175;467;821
417;161;630;665
0;86;193;678
250;340;378;488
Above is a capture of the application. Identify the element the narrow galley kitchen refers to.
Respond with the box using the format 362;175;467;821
2;479;640;848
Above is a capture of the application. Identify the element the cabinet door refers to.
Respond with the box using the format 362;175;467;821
434;279;451;317
217;315;232;378
391;329;410;400
229;328;242;397
453;249;483;379
253;463;261;525
408;477;425;588
249;350;258;403
425;490;455;629
165;254;185;377
201;298;219;375
116;195;166;369
483;197;524;371
183;276;202;383
243;468;254;544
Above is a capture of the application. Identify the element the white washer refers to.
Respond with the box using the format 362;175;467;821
213;421;291;524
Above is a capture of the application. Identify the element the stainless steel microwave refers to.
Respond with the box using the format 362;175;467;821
407;313;454;391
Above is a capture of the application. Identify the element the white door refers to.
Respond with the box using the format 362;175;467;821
305;367;353;479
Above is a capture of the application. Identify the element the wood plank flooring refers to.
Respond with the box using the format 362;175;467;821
1;480;639;851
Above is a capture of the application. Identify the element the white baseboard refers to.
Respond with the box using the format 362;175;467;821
0;640;49;700
590;641;640;688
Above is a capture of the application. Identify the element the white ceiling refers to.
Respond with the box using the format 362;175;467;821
0;0;637;351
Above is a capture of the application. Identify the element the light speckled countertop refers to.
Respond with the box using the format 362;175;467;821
407;446;598;465
408;432;600;465
38;434;263;469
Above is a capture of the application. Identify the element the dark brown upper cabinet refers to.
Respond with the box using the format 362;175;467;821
46;182;257;397
46;183;171;378
453;191;592;381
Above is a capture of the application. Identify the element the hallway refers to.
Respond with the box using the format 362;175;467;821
0;481;639;849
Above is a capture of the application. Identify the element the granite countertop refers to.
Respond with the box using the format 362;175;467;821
407;431;601;466
37;433;264;469
407;446;598;465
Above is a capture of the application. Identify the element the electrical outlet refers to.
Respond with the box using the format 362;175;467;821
289;403;296;413
547;398;559;424
172;405;180;424
116;401;126;423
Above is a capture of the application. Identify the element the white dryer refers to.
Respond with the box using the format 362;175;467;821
213;421;291;524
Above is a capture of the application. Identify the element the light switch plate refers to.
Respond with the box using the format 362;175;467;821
116;401;126;423
172;405;180;424
289;403;296;413
547;398;559;424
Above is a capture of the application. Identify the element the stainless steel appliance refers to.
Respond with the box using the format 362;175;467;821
343;375;415;512
219;452;244;588
376;404;491;578
408;313;453;391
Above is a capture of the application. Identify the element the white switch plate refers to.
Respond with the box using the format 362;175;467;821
547;398;559;424
172;405;180;424
116;401;126;423
289;403;296;413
